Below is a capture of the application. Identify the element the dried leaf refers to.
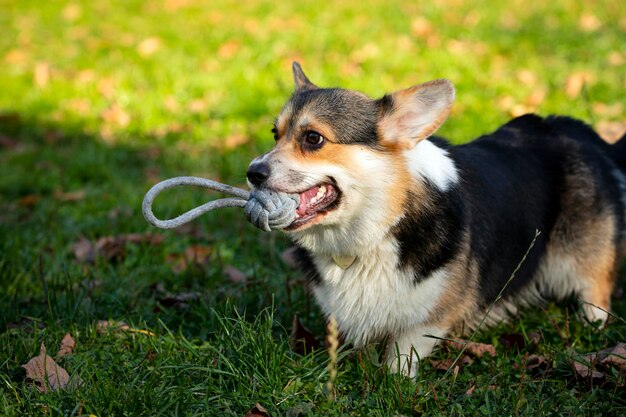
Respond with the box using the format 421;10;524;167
430;355;473;371
591;342;626;370
137;37;161;57
157;291;201;308
72;233;164;263
564;71;594;99
526;354;550;375
101;104;131;127
54;189;86;202
290;314;318;355
97;320;130;333
572;358;604;380
464;385;476;396
167;245;212;273
445;339;496;358
499;332;540;351
579;12;601;32
224;265;247;284
596;120;626;144
0;133;19;149
217;40;240;59
56;333;76;358
245;403;269;417
34;62;50;88
22;343;72;392
18;194;40;208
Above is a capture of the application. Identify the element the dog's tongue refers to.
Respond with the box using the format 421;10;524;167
297;186;320;216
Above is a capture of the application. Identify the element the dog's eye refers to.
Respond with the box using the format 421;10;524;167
304;131;325;147
271;127;279;141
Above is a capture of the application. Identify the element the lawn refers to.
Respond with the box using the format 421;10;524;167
1;0;625;415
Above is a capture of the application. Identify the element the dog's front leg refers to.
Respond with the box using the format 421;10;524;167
385;325;448;378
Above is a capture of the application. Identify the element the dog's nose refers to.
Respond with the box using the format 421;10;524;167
247;162;271;186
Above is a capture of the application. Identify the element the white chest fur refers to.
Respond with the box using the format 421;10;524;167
310;237;448;347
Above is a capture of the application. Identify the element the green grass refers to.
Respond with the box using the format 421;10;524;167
1;0;625;415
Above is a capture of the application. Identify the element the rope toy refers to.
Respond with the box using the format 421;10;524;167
142;176;299;232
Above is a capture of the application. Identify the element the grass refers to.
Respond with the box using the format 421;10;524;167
1;0;625;415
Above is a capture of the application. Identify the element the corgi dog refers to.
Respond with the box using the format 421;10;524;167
246;63;626;376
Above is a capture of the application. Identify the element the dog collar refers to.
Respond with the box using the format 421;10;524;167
332;255;357;269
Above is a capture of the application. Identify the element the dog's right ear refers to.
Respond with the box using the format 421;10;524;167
377;79;455;150
292;62;318;91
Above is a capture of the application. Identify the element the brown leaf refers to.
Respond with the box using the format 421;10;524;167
464;385;476;396
22;343;72;392
34;62;50;88
430;355;473;371
167;245;212;273
591;342;626;370
137;37;161;57
56;333;76;358
579;12;601;32
101;104;131;127
572;358;604;380
97;320;130;333
564;71;594;99
217;40;240;59
18;194;41;208
245;403;269;417
224;265;247;284
290;314;318;355
72;233;164;263
54;189;86;202
445;339;496;358
0;133;19;149
526;354;550;374
157;291;201;308
596;120;626;144
499;331;540;351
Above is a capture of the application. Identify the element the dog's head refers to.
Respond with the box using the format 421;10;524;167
247;63;455;252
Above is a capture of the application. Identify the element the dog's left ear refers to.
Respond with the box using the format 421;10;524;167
377;79;455;149
292;62;318;91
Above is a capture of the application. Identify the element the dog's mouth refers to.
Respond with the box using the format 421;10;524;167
287;182;340;230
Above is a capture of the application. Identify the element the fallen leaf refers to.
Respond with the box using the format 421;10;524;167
572;358;604;380
608;51;624;66
430;355;473;371
18;194;41;208
34;62;50;88
72;233;164;263
96;320;130;333
157;291;201;308
596;120;626;144
62;4;81;21
589;342;626;370
245;403;269;417
464;385;476;396
579;12;601;32
56;333;76;358
224;265;247;284
101;104;130;127
410;16;433;37
516;70;537;87
217;40;240;59
137;37;161;57
526;354;549;374
54;189;86;202
22;343;72;392
445;339;496;358
0;133;19;149
167;245;212;273
499;331;540;351
290;314;318;355
564;71;594;99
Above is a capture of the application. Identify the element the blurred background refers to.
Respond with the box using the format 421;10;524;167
1;0;625;415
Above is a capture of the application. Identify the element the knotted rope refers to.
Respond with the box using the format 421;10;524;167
142;176;299;232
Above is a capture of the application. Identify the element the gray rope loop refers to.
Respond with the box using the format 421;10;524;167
142;176;299;232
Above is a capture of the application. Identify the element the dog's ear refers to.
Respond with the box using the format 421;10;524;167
377;79;455;149
292;62;318;91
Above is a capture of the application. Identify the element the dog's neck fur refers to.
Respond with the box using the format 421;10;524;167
290;140;460;259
